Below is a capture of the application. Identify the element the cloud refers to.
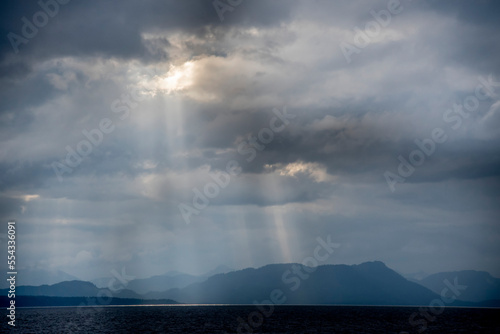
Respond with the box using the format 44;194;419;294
0;0;499;278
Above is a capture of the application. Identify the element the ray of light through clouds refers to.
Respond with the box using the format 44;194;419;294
0;0;499;281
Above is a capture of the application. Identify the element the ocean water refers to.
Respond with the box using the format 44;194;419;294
1;305;499;333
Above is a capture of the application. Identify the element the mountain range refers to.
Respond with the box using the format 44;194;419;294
3;262;499;307
92;265;234;294
123;265;235;294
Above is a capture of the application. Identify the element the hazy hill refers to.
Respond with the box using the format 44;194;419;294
417;270;500;303
402;270;429;282
118;265;235;294
0;268;78;288
0;280;141;299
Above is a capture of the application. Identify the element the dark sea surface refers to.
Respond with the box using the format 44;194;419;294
1;305;500;333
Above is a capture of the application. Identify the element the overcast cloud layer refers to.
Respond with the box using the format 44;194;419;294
0;0;499;280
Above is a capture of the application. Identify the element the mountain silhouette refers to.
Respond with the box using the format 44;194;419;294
147;261;443;305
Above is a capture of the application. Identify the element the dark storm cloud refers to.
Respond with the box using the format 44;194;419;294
0;0;295;65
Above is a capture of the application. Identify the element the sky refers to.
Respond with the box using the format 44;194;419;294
0;0;499;281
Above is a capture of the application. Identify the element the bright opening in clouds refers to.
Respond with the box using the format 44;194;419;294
0;0;499;282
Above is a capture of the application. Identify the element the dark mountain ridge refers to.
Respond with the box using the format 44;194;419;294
147;261;444;305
